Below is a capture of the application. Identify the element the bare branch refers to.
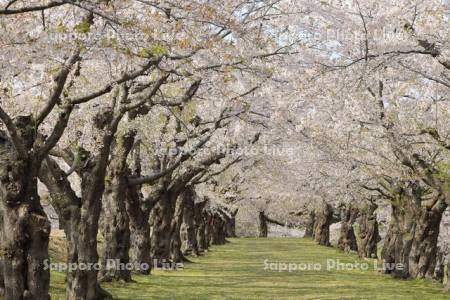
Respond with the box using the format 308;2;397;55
35;50;81;125
0;105;27;158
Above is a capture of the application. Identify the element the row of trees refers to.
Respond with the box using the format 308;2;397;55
240;0;449;292
298;0;450;289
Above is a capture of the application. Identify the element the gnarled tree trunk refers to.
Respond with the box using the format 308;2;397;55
224;208;238;238
150;190;175;263
169;189;190;263
357;200;379;259
0;121;51;300
181;190;198;256
304;210;316;238
432;246;446;283
195;200;209;253
337;204;359;253
210;213;227;245
100;132;136;282
126;183;154;274
313;203;336;246
408;196;447;279
381;202;415;279
39;157;83;300
126;143;158;274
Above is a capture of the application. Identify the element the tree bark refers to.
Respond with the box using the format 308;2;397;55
150;190;175;263
313;203;336;246
126;184;153;274
169;189;191;263
222;207;238;238
195;200;209;253
100;131;136;282
0;120;51;300
181;190;198;256
210;212;227;245
381;184;446;280
39;157;83;300
304;210;316;238
126;143;158;274
258;211;268;238
381;202;415;279
357;200;380;259
432;246;446;283
408;196;447;279
337;204;359;253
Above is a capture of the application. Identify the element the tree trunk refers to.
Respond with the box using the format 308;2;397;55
150;190;175;263
100;132;136;282
181;191;198;256
195;200;208;253
39;158;83;300
169;190;191;263
210;213;227;245
224;209;238;238
381;203;415;279
337;204;358;253
126;142;157;274
0;123;51;300
126;183;153;274
204;213;213;248
304;210;316;238
408;197;447;279
432;246;446;283
446;257;450;292
313;203;334;246
258;211;268;238
62;145;114;300
357;200;379;259
100;176;131;282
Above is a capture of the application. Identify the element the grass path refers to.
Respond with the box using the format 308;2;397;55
50;238;449;299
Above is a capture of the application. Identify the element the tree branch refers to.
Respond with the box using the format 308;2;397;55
0;105;27;158
35;50;81;125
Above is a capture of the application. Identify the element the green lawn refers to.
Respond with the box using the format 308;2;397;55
50;238;449;299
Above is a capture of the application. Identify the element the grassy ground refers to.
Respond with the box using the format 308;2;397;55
49;238;449;300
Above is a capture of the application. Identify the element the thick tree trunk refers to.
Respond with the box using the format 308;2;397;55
181;191;198;256
100;132;136;282
67;170;111;300
313;203;334;246
337;204;359;253
0;252;3;298
150;191;175;263
126;142;157;274
100;177;131;282
0;125;51;300
1;189;50;300
408;197;446;279
304;210;316;238
63;146;114;300
381;203;415;279
382;186;446;280
432;246;446;283
210;213;227;245
126;183;153;274
447;257;450;292
195;201;208;253
357;200;379;259
39;158;84;300
204;213;213;248
224;208;238;238
169;190;191;263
